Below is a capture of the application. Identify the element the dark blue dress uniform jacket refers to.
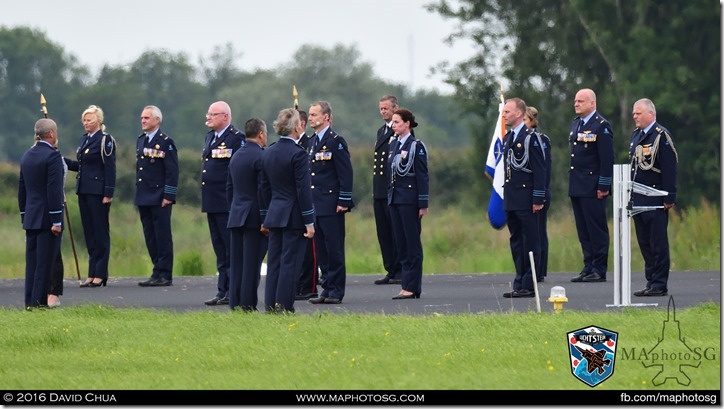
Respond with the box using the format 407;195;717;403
19;141;65;229
201;124;245;213
227;142;267;229
262;138;315;229
387;136;429;208
629;123;678;206
134;130;179;206
503;127;546;210
373;124;395;199
309;128;354;214
66;130;116;197
568;111;614;197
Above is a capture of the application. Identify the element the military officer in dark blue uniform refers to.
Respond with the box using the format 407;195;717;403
226;118;268;311
524;106;551;282
65;105;116;288
136;105;179;287
307;101;354;305
568;88;614;283
262;108;315;313
388;108;429;300
294;109;320;300
373;95;402;285
201;101;245;306
19;118;64;308
501;98;546;298
629;98;678;297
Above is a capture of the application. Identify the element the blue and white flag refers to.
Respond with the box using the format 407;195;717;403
484;101;506;230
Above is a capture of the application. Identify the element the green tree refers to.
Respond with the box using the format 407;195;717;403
0;26;89;162
428;0;721;208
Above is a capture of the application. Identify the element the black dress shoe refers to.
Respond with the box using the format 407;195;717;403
571;272;589;282
582;272;606;282
639;288;668;297
389;278;402;284
216;297;229;305
633;288;649;297
309;296;342;304
295;292;318;300
139;278;172;287
374;277;392;285
392;292;420;300
205;296;222;306
503;289;535;298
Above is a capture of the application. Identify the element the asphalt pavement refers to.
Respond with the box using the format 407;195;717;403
0;270;719;314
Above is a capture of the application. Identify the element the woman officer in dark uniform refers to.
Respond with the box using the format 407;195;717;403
65;105;116;287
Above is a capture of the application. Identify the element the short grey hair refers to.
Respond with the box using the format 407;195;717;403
34;118;57;140
143;105;163;122
273;108;300;136
634;98;657;116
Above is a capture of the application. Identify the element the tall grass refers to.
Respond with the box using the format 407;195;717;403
0;192;718;279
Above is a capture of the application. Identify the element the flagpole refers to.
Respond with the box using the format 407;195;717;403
41;93;82;285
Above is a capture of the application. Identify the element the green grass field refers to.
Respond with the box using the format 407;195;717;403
1;182;719;395
0;303;719;390
0;196;719;279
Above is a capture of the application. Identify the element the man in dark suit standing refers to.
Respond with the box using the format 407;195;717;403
306;101;354;305
261;108;315;313
201;101;245;306
18;118;65;308
295;109;319;300
226;118;268;311
630;98;678;297
501;98;546;298
136;105;179;287
568;88;614;283
372;95;402;285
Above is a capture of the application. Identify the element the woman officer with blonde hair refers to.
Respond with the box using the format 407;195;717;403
65;105;116;287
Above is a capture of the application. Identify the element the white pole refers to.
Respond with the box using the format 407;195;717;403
529;251;541;313
608;164;657;308
612;164;630;306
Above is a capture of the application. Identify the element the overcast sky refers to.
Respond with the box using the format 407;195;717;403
2;0;475;94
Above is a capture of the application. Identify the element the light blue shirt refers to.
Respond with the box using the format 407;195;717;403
581;110;596;127
511;122;525;140
146;128;158;143
316;126;330;141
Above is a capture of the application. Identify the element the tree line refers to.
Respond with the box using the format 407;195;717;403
1;2;720;212
428;0;721;209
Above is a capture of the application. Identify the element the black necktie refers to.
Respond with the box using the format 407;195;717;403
312;134;318;151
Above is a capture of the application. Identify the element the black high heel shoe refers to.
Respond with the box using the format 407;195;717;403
87;278;107;288
392;292;420;300
79;279;94;288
